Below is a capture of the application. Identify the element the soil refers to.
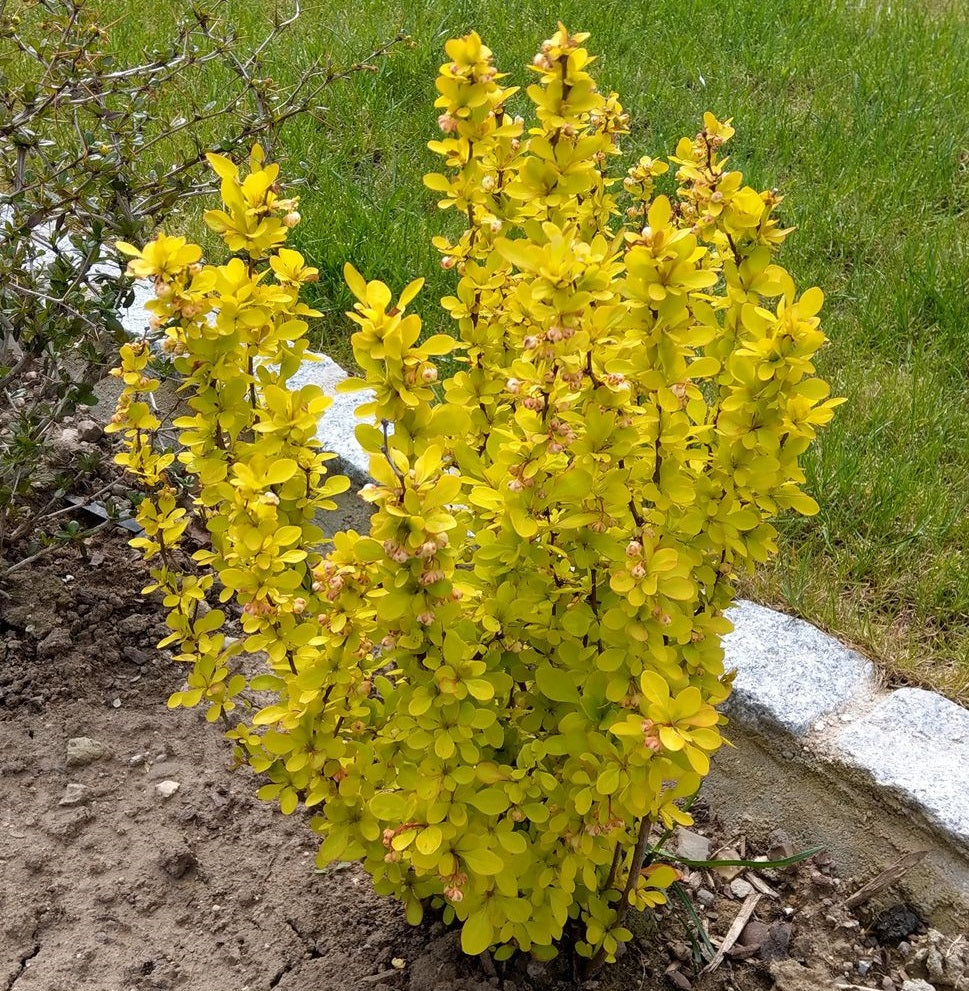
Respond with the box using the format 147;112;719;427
1;528;966;991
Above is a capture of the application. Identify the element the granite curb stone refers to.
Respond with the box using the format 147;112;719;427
721;599;878;737
837;688;969;848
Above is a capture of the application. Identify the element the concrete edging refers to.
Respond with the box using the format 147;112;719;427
717;601;969;928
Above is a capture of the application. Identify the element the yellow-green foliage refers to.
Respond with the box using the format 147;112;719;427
111;26;840;967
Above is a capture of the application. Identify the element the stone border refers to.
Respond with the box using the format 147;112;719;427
721;601;969;859
113;295;969;926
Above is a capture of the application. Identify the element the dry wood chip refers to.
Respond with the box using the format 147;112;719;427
747;872;780;899
702;892;762;974
843;849;928;909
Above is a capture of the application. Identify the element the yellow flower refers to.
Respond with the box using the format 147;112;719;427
117;234;201;280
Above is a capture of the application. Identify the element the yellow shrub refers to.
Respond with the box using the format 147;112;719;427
112;26;840;969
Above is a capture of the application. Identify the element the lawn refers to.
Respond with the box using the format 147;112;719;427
13;0;969;700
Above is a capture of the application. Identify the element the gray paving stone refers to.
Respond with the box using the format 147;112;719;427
837;688;969;845
721;599;877;737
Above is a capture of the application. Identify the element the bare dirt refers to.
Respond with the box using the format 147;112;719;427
1;531;965;991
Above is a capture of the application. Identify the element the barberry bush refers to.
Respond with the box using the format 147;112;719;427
111;24;840;969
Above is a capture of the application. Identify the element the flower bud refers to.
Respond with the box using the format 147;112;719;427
283;211;301;228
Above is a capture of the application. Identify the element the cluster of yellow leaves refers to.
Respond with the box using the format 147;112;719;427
113;24;841;972
110;145;351;723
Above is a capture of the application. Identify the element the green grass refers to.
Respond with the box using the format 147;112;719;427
14;0;969;700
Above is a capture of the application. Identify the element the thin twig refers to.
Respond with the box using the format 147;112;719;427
380;419;404;486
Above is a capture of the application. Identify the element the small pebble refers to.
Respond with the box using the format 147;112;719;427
729;878;754;899
75;419;103;442
697;888;715;907
66;737;109;767
58;783;91;807
155;780;180;799
664;966;692;991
